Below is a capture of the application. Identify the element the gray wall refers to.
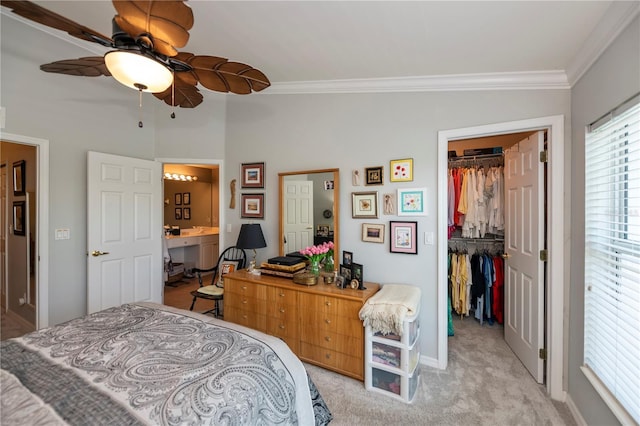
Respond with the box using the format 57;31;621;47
569;16;640;426
225;90;571;361
1;15;226;325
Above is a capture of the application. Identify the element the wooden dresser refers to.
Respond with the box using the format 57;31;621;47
224;270;380;381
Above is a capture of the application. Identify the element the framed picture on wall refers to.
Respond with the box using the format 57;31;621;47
183;208;191;220
13;160;25;196
175;208;182;220
183;192;190;205
362;223;385;243
175;193;182;205
390;158;413;182
241;193;265;219
390;221;418;254
365;166;384;185
241;162;265;188
351;191;378;219
397;187;427;216
13;201;25;236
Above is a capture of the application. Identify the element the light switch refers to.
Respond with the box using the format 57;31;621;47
424;231;434;245
226;224;232;233
55;228;70;240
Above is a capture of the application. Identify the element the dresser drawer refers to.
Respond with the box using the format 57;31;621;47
300;342;363;379
225;307;267;331
299;293;362;318
301;328;362;354
225;295;268;316
301;311;363;337
225;281;268;300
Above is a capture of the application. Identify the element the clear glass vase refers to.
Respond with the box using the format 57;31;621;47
309;258;321;275
323;255;335;273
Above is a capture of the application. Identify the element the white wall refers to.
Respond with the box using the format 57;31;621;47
225;90;571;360
569;16;640;425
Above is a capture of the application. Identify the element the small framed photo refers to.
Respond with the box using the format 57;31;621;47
317;225;330;237
241;193;265;219
175;193;182;205
362;223;385;243
390;158;413;182
351;263;365;290
183;207;191;220
183;192;190;205
390;221;418;254
352;191;379;219
13;160;25;196
397;187;427;216
324;180;334;190
13;201;25;236
241;162;265;188
365;166;384;185
343;250;353;266
175;208;182;220
339;264;352;282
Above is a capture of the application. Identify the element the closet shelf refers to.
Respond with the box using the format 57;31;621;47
449;236;504;243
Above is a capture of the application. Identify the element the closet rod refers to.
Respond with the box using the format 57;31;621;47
449;237;504;243
448;152;503;161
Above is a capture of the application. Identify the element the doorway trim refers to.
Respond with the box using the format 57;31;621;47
437;115;565;401
1;132;50;329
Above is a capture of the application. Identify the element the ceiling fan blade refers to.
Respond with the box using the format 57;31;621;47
183;54;271;94
40;57;111;77
1;0;113;46
153;77;203;108
113;0;193;57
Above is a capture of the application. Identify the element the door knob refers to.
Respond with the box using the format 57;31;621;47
91;250;110;257
501;253;511;259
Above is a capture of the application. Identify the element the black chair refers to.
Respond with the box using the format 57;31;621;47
189;246;247;318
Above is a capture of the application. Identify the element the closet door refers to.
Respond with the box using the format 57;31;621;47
504;131;545;383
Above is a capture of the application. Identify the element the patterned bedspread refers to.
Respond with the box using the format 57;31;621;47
1;303;332;425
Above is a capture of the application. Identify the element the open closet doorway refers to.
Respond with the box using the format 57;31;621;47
160;160;223;311
437;115;565;401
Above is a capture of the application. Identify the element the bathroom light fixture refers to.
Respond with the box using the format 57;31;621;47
104;50;173;93
164;172;198;181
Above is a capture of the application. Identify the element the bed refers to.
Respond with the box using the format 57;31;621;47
1;302;332;425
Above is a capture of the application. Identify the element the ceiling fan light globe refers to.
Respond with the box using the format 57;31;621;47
104;51;173;93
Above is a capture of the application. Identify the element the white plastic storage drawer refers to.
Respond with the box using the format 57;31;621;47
371;339;420;372
372;311;419;347
370;365;420;403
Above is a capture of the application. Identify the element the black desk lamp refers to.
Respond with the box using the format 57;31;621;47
236;223;267;274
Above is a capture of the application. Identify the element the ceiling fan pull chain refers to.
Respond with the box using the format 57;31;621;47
138;87;143;128
171;70;176;119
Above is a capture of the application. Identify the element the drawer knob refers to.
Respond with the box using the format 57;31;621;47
325;336;331;342
242;315;247;319
279;325;285;330
325;319;331;324
325;301;331;306
279;308;285;313
241;286;247;290
242;300;248;304
325;353;331;359
279;293;285;297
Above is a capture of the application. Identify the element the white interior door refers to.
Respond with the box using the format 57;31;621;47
283;180;314;254
87;152;162;314
504;131;545;383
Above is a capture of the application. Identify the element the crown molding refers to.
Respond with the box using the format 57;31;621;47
265;71;570;95
566;1;640;87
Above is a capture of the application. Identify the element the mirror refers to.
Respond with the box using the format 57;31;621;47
279;168;340;267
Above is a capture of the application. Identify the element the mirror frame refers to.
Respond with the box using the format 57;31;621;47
278;168;340;267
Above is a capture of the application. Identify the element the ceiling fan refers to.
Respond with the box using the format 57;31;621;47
1;0;271;109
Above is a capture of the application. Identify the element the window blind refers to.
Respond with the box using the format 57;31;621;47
584;95;640;424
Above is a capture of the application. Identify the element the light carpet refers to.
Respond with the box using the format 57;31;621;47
305;316;575;426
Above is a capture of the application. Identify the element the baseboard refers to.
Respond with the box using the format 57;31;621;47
419;354;440;369
565;393;587;426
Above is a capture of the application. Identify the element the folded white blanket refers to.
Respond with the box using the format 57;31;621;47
359;284;421;335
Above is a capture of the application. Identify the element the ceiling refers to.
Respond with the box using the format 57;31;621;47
4;1;636;94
